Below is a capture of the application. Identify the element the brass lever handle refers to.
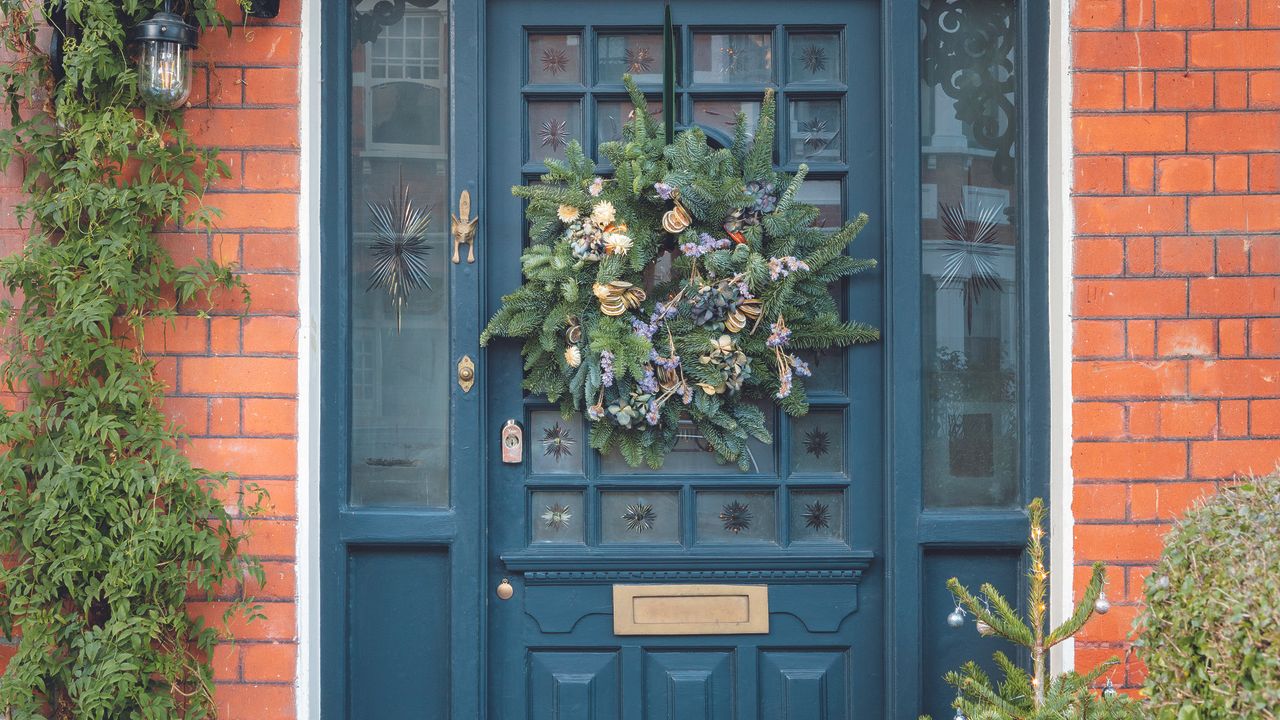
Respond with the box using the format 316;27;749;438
451;189;478;264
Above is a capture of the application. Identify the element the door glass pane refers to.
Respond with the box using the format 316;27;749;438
789;489;845;542
789;409;846;476
530;410;585;475
531;490;584;544
788;99;842;162
349;4;450;507
692;32;772;84
596;98;662;145
597;33;665;84
529;33;582;85
920;0;1019;508
692;99;761;140
794;179;843;228
528;99;583;164
599;413;776;475
601;491;681;544
696;490;777;544
788;32;842;84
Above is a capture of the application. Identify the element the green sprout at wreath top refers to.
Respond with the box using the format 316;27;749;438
482;76;879;470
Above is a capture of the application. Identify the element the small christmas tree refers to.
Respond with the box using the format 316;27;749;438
923;498;1141;720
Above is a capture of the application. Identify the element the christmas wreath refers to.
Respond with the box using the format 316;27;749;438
481;79;879;469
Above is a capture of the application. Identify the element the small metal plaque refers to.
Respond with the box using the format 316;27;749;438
612;584;769;636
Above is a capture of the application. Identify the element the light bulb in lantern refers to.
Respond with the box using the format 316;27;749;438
131;11;198;109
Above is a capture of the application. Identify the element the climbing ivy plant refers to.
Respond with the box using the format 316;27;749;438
0;2;263;717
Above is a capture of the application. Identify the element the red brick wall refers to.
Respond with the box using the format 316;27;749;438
1071;0;1280;690
180;3;302;717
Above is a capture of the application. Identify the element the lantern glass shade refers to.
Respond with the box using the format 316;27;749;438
138;39;192;108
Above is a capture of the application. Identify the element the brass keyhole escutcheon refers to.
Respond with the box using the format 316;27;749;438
496;578;514;600
457;355;475;392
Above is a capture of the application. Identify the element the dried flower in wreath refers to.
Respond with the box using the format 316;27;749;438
367;177;433;333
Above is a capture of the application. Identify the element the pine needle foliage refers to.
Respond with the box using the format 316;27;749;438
0;3;264;717
483;77;879;469
923;499;1143;720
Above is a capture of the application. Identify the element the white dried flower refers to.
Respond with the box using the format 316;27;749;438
564;345;582;367
604;233;633;255
591;201;616;225
557;205;580;223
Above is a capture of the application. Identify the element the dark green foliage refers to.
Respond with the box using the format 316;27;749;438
483;76;878;469
924;500;1143;720
1139;472;1280;720
0;3;263;717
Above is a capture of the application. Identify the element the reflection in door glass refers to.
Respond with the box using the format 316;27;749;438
692;32;772;84
920;0;1019;508
597;33;665;85
692;99;760;140
349;1;450;506
528;33;582;85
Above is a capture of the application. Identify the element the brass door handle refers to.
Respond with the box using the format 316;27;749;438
451;189;478;264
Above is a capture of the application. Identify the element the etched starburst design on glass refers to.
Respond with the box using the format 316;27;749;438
622;502;656;533
800;45;828;74
541;502;572;531
366;179;432;334
799;117;831;154
541;422;575;461
938;201;1005;332
804;428;831;458
539;118;569;151
719;500;753;534
803;500;831;531
625;46;655;73
541;47;569;76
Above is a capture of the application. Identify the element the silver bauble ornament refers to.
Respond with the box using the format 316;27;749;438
953;708;967;720
947;608;965;628
1103;678;1117;698
1094;592;1111;615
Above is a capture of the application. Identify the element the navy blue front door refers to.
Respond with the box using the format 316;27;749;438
484;2;885;717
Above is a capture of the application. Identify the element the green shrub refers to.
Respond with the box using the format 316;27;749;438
1139;471;1280;719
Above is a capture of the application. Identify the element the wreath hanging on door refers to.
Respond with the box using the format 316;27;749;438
481;78;879;469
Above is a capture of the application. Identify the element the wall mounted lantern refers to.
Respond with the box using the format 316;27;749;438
130;6;199;108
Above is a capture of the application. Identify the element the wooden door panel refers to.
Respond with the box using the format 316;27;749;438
529;651;622;720
759;651;850;720
643;651;736;720
485;0;884;717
